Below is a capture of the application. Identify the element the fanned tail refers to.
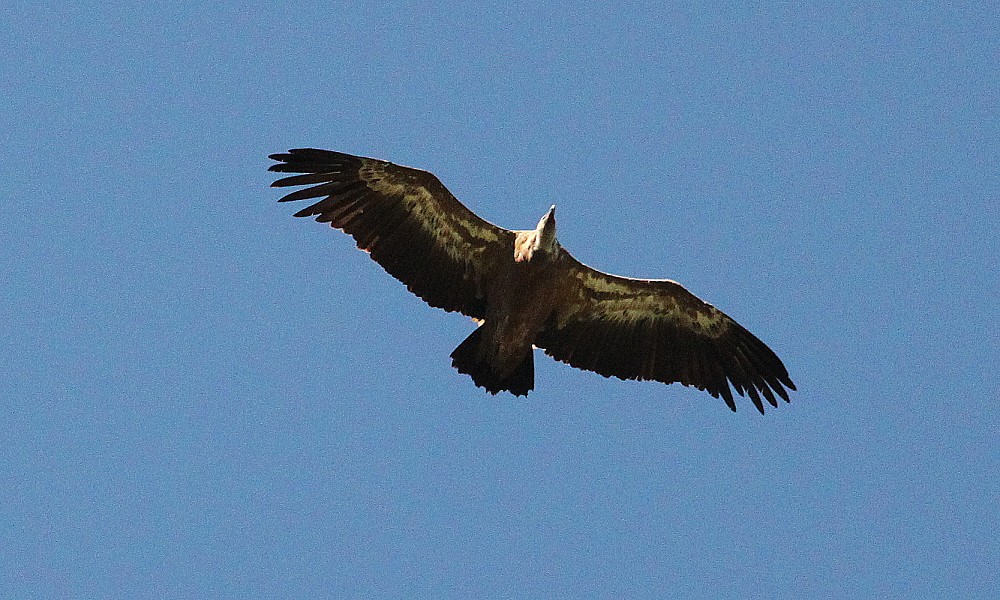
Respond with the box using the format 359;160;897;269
450;328;534;397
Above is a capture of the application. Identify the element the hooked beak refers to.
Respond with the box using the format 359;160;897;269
536;204;557;232
541;204;556;227
536;204;557;242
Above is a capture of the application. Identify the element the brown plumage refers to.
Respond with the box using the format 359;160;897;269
269;149;796;413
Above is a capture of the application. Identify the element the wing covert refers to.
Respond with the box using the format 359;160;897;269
270;149;513;318
536;250;796;413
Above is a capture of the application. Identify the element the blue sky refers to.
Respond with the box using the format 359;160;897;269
3;2;998;598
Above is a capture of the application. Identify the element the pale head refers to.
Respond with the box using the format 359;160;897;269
536;205;558;251
514;205;559;263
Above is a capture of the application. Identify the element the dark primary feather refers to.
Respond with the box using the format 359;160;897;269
535;250;796;413
269;149;513;319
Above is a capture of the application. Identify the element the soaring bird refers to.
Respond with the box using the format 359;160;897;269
269;149;795;413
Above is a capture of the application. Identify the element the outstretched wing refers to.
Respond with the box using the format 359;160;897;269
536;250;796;413
270;149;514;319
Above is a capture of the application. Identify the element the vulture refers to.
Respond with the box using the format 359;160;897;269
269;149;796;413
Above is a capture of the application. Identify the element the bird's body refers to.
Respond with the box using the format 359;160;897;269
458;221;565;394
270;149;796;413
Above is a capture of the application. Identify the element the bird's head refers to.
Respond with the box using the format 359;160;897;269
535;204;558;253
515;205;559;263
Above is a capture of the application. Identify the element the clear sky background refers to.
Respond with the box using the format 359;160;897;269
3;2;998;598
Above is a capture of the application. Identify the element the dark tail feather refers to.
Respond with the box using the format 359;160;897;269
450;328;534;397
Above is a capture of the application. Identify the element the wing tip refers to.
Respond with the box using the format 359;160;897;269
747;387;766;415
